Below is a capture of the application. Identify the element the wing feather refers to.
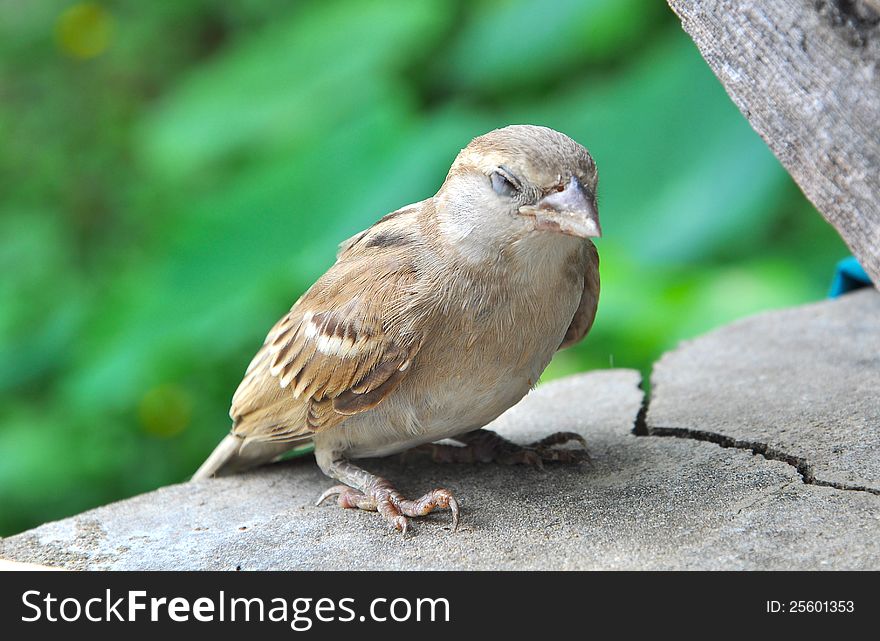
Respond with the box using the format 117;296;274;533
229;231;425;443
559;242;600;350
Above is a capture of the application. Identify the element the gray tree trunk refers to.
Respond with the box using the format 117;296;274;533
667;0;879;286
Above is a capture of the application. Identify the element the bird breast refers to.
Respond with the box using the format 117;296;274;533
325;239;588;459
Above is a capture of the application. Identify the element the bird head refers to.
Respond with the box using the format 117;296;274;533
435;125;600;263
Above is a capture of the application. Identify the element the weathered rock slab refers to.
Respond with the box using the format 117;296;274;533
2;366;878;570
647;289;880;492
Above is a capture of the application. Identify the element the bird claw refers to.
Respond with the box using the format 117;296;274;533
315;485;351;506
412;429;591;469
315;482;459;534
499;431;592;468
533;444;592;467
446;494;461;532
388;513;409;535
529;431;588;450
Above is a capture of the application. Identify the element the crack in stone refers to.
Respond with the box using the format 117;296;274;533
632;376;651;436
637;423;880;497
632;381;879;497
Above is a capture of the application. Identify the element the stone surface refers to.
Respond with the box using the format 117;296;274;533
2;365;878;570
0;559;62;571
647;288;880;492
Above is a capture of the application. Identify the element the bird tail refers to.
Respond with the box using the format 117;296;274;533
192;434;309;481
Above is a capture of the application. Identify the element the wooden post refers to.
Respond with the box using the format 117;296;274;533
668;0;880;286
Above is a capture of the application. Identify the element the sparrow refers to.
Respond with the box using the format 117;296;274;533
193;125;602;533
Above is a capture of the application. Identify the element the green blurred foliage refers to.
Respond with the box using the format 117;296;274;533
0;0;847;536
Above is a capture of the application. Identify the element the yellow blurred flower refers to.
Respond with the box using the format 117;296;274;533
55;2;113;60
139;385;193;438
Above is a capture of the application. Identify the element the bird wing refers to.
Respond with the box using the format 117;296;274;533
230;222;426;444
559;241;600;350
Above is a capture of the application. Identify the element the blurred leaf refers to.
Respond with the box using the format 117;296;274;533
441;0;666;93
0;211;86;392
137;0;452;178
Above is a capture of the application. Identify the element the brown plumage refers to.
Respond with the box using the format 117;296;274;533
194;125;602;533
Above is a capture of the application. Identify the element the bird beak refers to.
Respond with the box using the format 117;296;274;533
518;175;601;239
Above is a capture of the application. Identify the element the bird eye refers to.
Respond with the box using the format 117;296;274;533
490;169;518;198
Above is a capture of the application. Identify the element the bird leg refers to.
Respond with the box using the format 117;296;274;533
413;428;590;469
315;457;459;534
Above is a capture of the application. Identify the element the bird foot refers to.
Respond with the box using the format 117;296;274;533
316;479;459;535
412;429;591;470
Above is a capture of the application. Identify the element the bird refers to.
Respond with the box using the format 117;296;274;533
193;124;602;534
